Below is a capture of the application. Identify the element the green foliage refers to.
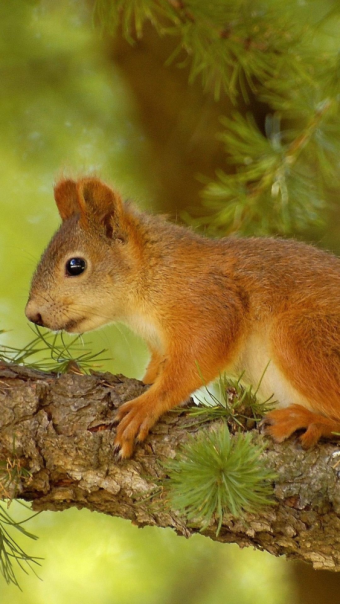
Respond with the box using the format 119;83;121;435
95;0;340;238
0;326;109;374
191;101;335;236
94;0;322;100
0;502;41;589
165;371;277;533
189;371;275;429
94;0;161;41
164;425;276;534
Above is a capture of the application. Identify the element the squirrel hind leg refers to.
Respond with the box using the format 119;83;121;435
262;404;340;448
267;311;340;442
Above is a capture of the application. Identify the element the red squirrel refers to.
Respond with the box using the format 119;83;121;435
25;177;340;457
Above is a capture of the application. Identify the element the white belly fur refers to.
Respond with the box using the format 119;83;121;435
124;315;312;411
123;313;163;352
231;332;312;411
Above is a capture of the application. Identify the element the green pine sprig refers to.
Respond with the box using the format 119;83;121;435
93;0;327;102
193;371;275;427
164;424;276;534
0;502;42;590
188;100;336;236
95;0;340;238
0;325;109;374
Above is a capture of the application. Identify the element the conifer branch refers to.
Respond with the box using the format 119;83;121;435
95;0;340;236
195;98;335;235
0;361;340;571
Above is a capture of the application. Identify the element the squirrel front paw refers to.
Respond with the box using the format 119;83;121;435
114;397;158;458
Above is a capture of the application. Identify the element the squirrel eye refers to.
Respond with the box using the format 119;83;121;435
65;257;87;277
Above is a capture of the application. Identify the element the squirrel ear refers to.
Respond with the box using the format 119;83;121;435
76;178;125;239
54;179;79;221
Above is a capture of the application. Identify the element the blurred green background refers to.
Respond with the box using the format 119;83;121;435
2;0;339;602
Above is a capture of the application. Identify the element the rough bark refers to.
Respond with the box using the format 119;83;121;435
0;361;340;571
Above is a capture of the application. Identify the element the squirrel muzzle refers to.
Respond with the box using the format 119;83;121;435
25;299;45;327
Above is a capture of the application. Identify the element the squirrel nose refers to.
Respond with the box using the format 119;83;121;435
25;300;45;327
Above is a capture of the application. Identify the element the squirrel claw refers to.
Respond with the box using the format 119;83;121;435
113;443;121;455
113;436;135;459
259;415;272;429
113;397;157;458
112;431;135;459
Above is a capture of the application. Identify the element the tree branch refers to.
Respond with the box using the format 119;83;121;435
0;361;339;571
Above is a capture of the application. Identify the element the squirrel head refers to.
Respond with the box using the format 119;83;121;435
25;177;139;333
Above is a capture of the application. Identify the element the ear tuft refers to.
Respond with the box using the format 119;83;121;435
54;179;79;221
77;178;125;239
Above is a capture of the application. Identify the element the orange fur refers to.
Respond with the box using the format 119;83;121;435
25;177;340;457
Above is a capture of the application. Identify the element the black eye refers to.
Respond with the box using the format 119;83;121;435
66;258;87;276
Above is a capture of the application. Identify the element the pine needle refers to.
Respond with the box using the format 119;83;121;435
164;425;277;534
0;325;109;374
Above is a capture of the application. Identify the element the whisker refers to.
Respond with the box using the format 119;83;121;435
25;294;140;365
29;291;121;325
